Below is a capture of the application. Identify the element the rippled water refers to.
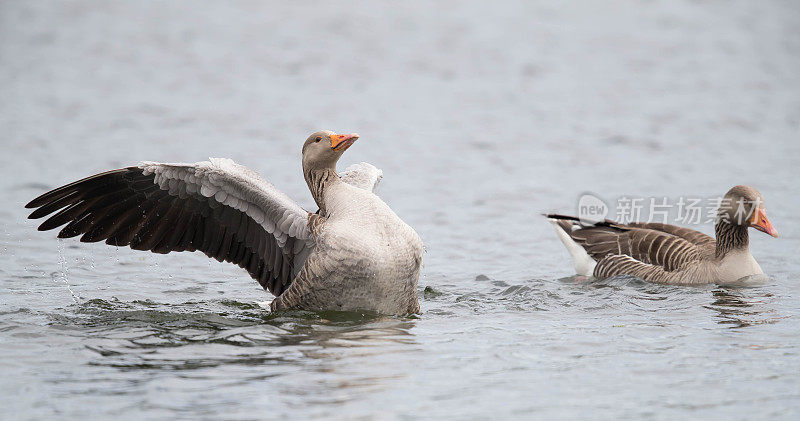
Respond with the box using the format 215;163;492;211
2;1;799;419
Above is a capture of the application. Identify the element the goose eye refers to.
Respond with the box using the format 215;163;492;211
315;137;322;142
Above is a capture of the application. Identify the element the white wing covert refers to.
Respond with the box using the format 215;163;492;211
339;162;383;192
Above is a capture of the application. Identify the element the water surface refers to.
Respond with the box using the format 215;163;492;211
1;1;799;419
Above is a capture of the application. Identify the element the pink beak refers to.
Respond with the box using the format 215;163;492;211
329;133;360;151
750;208;778;238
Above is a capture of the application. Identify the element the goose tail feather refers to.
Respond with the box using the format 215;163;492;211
545;214;597;277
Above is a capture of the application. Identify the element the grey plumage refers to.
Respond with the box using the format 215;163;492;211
26;131;423;315
546;185;778;285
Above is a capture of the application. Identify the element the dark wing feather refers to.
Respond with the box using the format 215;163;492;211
546;214;709;272
26;163;312;297
625;222;715;248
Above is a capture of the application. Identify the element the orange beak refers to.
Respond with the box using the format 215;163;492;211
330;133;359;151
750;208;778;238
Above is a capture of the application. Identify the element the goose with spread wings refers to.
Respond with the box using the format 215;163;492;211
26;131;424;315
546;185;778;285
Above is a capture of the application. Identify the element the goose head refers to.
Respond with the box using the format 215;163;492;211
302;130;360;172
717;185;778;238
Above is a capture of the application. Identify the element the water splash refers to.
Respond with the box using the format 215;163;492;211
55;239;80;304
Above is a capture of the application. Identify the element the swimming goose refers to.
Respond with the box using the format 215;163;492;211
25;131;424;315
546;185;778;285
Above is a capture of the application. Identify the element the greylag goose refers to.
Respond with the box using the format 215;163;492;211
546;185;778;285
25;131;424;315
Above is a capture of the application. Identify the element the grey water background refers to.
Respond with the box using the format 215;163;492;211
1;1;799;419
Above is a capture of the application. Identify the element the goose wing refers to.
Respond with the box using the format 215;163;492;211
546;214;706;272
339;162;383;192
625;222;715;247
25;158;313;297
